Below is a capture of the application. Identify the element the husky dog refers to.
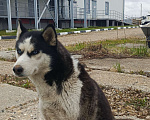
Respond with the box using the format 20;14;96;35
13;21;115;120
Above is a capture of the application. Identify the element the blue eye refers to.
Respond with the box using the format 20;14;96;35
17;49;23;55
32;50;40;55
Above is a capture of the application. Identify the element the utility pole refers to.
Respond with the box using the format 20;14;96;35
141;3;142;17
7;0;12;31
34;0;38;29
70;0;74;28
84;0;87;28
55;0;58;28
123;0;125;22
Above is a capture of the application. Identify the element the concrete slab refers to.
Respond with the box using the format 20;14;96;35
89;70;150;92
0;50;16;61
117;43;145;48
0;84;37;112
0;61;14;75
83;58;150;72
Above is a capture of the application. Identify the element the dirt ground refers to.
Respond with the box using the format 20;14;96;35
0;28;149;120
0;28;145;51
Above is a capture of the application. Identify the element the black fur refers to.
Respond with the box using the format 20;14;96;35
16;27;74;94
44;41;74;94
78;63;115;120
16;22;115;120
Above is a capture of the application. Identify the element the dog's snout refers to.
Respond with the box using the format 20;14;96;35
13;65;24;75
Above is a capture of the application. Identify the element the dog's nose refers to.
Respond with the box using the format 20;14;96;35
13;65;24;75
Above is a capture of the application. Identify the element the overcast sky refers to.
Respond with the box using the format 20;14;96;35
125;0;150;17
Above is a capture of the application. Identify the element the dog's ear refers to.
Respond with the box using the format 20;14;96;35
42;24;57;46
16;20;27;41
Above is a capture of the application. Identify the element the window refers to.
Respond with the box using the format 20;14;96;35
49;0;54;11
0;0;7;16
28;0;34;17
105;1;109;15
73;1;77;18
28;0;39;17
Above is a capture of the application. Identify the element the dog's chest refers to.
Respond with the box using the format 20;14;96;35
30;75;83;120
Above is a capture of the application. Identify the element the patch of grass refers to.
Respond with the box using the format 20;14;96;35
0;30;17;36
66;38;149;59
126;97;150;109
131;46;149;57
7;48;15;51
120;46;149;57
66;39;136;52
0;57;6;61
66;42;88;52
114;63;124;73
22;80;31;88
0;74;35;91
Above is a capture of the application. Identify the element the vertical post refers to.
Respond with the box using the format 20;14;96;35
123;0;125;22
7;0;12;31
84;0;87;28
94;21;96;26
141;3;142;17
112;20;115;26
34;0;38;29
106;19;109;27
55;0;58;28
15;0;18;28
70;0;74;28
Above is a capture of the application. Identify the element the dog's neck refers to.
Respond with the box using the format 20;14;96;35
29;55;80;100
29;41;78;95
44;41;74;94
29;60;82;119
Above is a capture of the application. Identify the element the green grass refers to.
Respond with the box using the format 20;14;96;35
7;48;15;51
66;38;150;58
120;46;149;57
126;98;150;109
0;58;7;61
66;42;88;52
113;63;124;73
0;74;35;90
0;30;17;36
22;80;31;88
101;39;149;57
131;46;149;56
0;25;136;36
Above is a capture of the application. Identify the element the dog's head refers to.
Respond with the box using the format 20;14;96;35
13;21;57;77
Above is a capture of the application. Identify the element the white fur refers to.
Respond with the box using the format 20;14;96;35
29;56;83;120
14;37;51;77
18;37;34;53
14;36;83;119
16;22;21;41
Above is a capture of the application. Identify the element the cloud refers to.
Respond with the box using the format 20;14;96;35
125;0;150;17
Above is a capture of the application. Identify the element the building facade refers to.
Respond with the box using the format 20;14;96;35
0;0;125;30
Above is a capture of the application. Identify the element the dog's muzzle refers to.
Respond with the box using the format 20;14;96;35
13;65;24;76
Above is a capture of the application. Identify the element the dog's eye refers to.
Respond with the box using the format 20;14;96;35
17;49;23;55
31;50;40;55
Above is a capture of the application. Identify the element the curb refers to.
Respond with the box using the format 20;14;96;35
0;26;139;40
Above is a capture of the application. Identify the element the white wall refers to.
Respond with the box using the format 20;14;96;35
75;0;124;20
76;0;123;12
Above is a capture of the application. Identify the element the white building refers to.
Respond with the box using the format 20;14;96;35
76;0;124;19
0;0;126;30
